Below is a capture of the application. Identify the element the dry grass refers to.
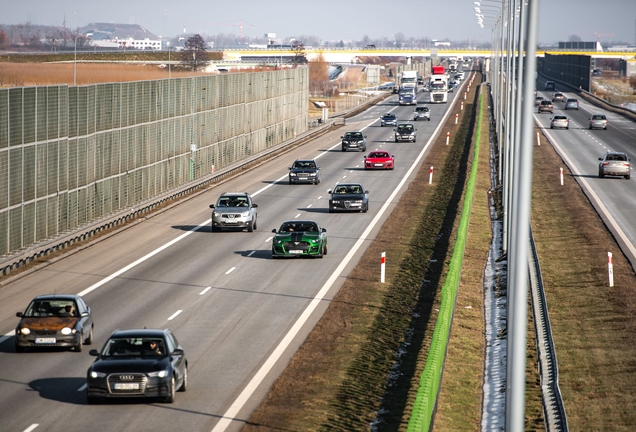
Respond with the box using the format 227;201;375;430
0;62;211;87
531;127;636;430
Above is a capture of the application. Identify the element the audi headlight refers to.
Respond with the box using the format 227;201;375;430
20;327;30;335
90;371;107;378
148;370;168;378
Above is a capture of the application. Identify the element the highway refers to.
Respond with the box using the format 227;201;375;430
534;79;636;267
0;74;467;432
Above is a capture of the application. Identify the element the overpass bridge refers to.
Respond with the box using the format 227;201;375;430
223;48;636;63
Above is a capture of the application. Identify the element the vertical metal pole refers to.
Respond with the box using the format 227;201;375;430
74;36;77;86
506;0;539;430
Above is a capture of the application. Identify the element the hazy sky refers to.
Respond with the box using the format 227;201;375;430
3;0;636;45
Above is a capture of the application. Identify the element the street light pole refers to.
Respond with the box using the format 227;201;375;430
167;42;171;79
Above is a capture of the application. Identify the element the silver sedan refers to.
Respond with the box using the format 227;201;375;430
598;152;630;179
550;115;569;130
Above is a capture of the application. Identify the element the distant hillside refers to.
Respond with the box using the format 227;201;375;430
79;23;159;41
0;22;159;50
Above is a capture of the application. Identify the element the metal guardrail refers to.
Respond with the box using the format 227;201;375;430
528;228;569;431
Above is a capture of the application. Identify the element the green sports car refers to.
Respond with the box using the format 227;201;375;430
271;220;328;258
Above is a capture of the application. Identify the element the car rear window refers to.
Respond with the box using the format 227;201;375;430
592;115;606;120
607;154;626;161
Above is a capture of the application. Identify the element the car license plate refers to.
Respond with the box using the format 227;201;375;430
225;220;238;224
289;250;303;254
114;383;140;390
35;337;56;344
374;163;383;167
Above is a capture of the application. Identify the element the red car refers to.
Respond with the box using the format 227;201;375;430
364;150;394;170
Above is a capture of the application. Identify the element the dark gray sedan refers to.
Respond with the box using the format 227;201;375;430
598;152;630;179
328;183;369;213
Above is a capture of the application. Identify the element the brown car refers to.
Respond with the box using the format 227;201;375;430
538;100;553;113
15;294;94;352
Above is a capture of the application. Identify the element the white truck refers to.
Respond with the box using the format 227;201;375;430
400;70;418;92
429;65;448;103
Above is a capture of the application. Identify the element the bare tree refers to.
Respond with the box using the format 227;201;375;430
181;34;210;72
291;40;307;66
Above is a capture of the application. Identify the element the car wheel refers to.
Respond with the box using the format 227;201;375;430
85;326;93;345
550;126;553;129
289;179;293;185
75;339;82;352
329;207;334;213
566;126;569;130
211;225;220;232
164;376;175;403
272;250;279;259
395;138;398;143
15;343;24;353
363;204;368;213
599;171;604;178
253;218;257;230
323;242;328;255
247;222;253;233
604;126;607;130
589;126;592;130
341;147;346;152
178;366;188;392
626;174;631;180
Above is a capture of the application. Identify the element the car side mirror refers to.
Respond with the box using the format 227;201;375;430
89;349;100;357
16;312;23;317
321;228;327;233
393;128;396;131
272;229;277;233
328;190;333;194
81;312;89;317
171;348;184;356
252;203;258;208
364;136;367;138
340;136;344;139
365;190;369;194
288;167;292;170
598;158;602;161
209;204;215;209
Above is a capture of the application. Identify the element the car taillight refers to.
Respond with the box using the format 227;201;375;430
603;162;610;166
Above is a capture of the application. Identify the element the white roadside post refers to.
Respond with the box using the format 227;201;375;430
446;132;450;145
380;252;386;283
608;252;614;287
537;131;540;146
429;166;434;184
455;114;459;124
560;167;563;185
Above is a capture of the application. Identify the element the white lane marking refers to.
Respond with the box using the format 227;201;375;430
209;86;456;432
23;425;39;432
317;196;322;200
0;329;15;345
75;218;211;299
200;286;212;295
307;204;313;208
247;251;256;257
342;175;347;179
294;214;301;218
265;236;273;242
349;170;353;173
225;267;236;275
77;383;87;392
167;310;183;321
356;165;360;168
